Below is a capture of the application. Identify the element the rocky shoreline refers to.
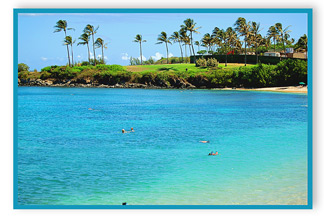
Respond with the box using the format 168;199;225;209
18;78;201;89
18;78;307;93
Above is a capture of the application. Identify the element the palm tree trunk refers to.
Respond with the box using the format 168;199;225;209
165;43;169;64
191;32;196;63
87;43;90;64
66;44;71;67
256;43;258;64
71;44;74;67
282;35;286;58
274;38;276;53
225;43;227;67
92;33;96;66
244;38;247;66
189;44;192;56
102;46;104;64
64;30;71;67
179;41;184;63
140;42;143;65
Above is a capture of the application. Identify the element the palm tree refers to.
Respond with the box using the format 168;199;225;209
95;38;107;64
77;33;91;64
156;32;172;64
201;33;213;52
267;25;279;52
170;31;184;63
181;18;201;62
54;20;74;67
211;27;221;52
234;17;252;66
133;34;147;65
84;24;99;65
180;29;190;60
225;27;238;66
64;36;75;66
194;41;200;52
251;22;262;63
296;34;308;58
275;23;291;57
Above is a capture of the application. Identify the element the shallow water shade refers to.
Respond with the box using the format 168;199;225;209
17;87;308;205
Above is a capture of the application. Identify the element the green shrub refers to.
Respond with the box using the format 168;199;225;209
18;63;30;72
195;58;207;67
81;61;90;66
275;59;307;86
207;58;219;67
40;71;51;80
18;71;29;79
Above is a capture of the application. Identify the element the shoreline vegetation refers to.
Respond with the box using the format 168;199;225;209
18;59;307;93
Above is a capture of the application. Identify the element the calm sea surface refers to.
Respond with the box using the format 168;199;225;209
17;87;308;205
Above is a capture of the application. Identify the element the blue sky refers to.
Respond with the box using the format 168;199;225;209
18;12;308;70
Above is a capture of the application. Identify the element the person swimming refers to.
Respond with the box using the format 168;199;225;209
200;141;210;143
122;129;126;133
130;127;135;132
208;151;219;156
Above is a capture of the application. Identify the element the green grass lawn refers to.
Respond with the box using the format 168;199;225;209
125;63;255;73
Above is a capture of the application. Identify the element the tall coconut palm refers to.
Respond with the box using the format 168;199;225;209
267;25;279;52
234;17;252;66
64;36;75;66
77;32;91;64
251;22;262;63
133;34;147;65
170;31;184;63
211;27;221;52
180;29;190;60
95;38;108;64
84;24;99;65
275;23;291;57
225;27;238;66
54;20;74;67
201;33;213;52
156;32;172;64
181;18;201;62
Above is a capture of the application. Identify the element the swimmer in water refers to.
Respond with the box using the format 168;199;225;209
122;129;126;133
200;141;210;143
130;127;135;132
208;151;219;156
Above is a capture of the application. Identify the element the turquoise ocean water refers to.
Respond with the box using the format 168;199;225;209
17;87;308;205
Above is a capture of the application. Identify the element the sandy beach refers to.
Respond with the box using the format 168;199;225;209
225;86;308;93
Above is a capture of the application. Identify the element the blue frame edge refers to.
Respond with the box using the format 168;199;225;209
13;8;313;210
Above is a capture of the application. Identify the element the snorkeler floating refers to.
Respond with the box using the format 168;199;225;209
208;151;219;156
199;140;210;143
122;128;135;133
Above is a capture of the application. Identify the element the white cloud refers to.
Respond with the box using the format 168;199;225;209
98;54;108;60
168;53;174;58
151;52;164;61
77;55;82;59
138;55;146;61
121;53;130;60
90;52;94;59
41;57;48;61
